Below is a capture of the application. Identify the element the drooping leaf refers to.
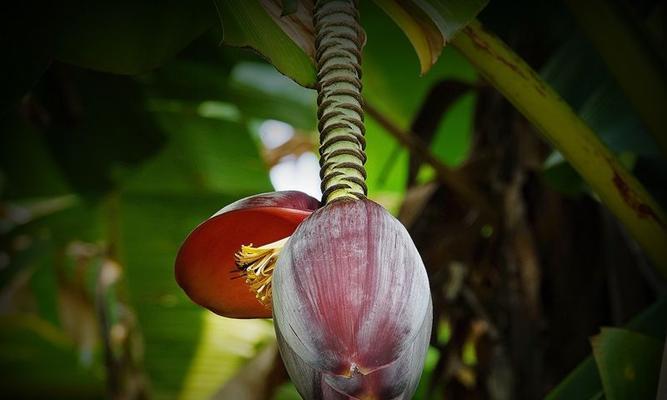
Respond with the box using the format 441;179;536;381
372;0;488;74
428;91;476;168
216;0;317;87
592;328;662;399
541;36;608;112
361;1;478;206
412;0;489;40
372;0;444;74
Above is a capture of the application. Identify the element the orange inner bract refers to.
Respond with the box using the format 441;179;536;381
175;207;310;319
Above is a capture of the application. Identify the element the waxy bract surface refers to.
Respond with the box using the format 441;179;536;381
175;191;318;318
273;199;433;398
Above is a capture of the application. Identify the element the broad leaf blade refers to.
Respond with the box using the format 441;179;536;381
546;297;667;400
592;328;662;399
124;110;272;196
217;0;316;87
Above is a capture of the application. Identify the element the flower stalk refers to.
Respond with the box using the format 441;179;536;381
314;0;367;204
177;3;433;398
270;2;433;399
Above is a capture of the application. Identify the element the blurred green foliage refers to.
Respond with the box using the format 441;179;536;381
0;3;478;397
1;0;666;399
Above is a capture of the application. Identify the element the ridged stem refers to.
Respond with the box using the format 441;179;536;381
314;0;367;204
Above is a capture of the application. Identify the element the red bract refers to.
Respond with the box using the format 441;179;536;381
272;199;432;398
175;191;319;318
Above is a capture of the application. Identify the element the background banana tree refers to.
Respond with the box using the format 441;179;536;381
1;0;666;399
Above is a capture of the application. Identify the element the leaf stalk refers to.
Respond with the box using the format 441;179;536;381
452;20;667;275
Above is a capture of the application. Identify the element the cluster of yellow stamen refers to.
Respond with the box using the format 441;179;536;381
234;237;289;307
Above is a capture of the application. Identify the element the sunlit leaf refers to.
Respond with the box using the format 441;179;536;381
179;314;275;400
421;89;476;168
230;62;317;130
209;340;278;400
120;111;272;396
124;110;272;196
119;194;216;398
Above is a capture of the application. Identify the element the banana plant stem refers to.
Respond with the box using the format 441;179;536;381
452;19;667;276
